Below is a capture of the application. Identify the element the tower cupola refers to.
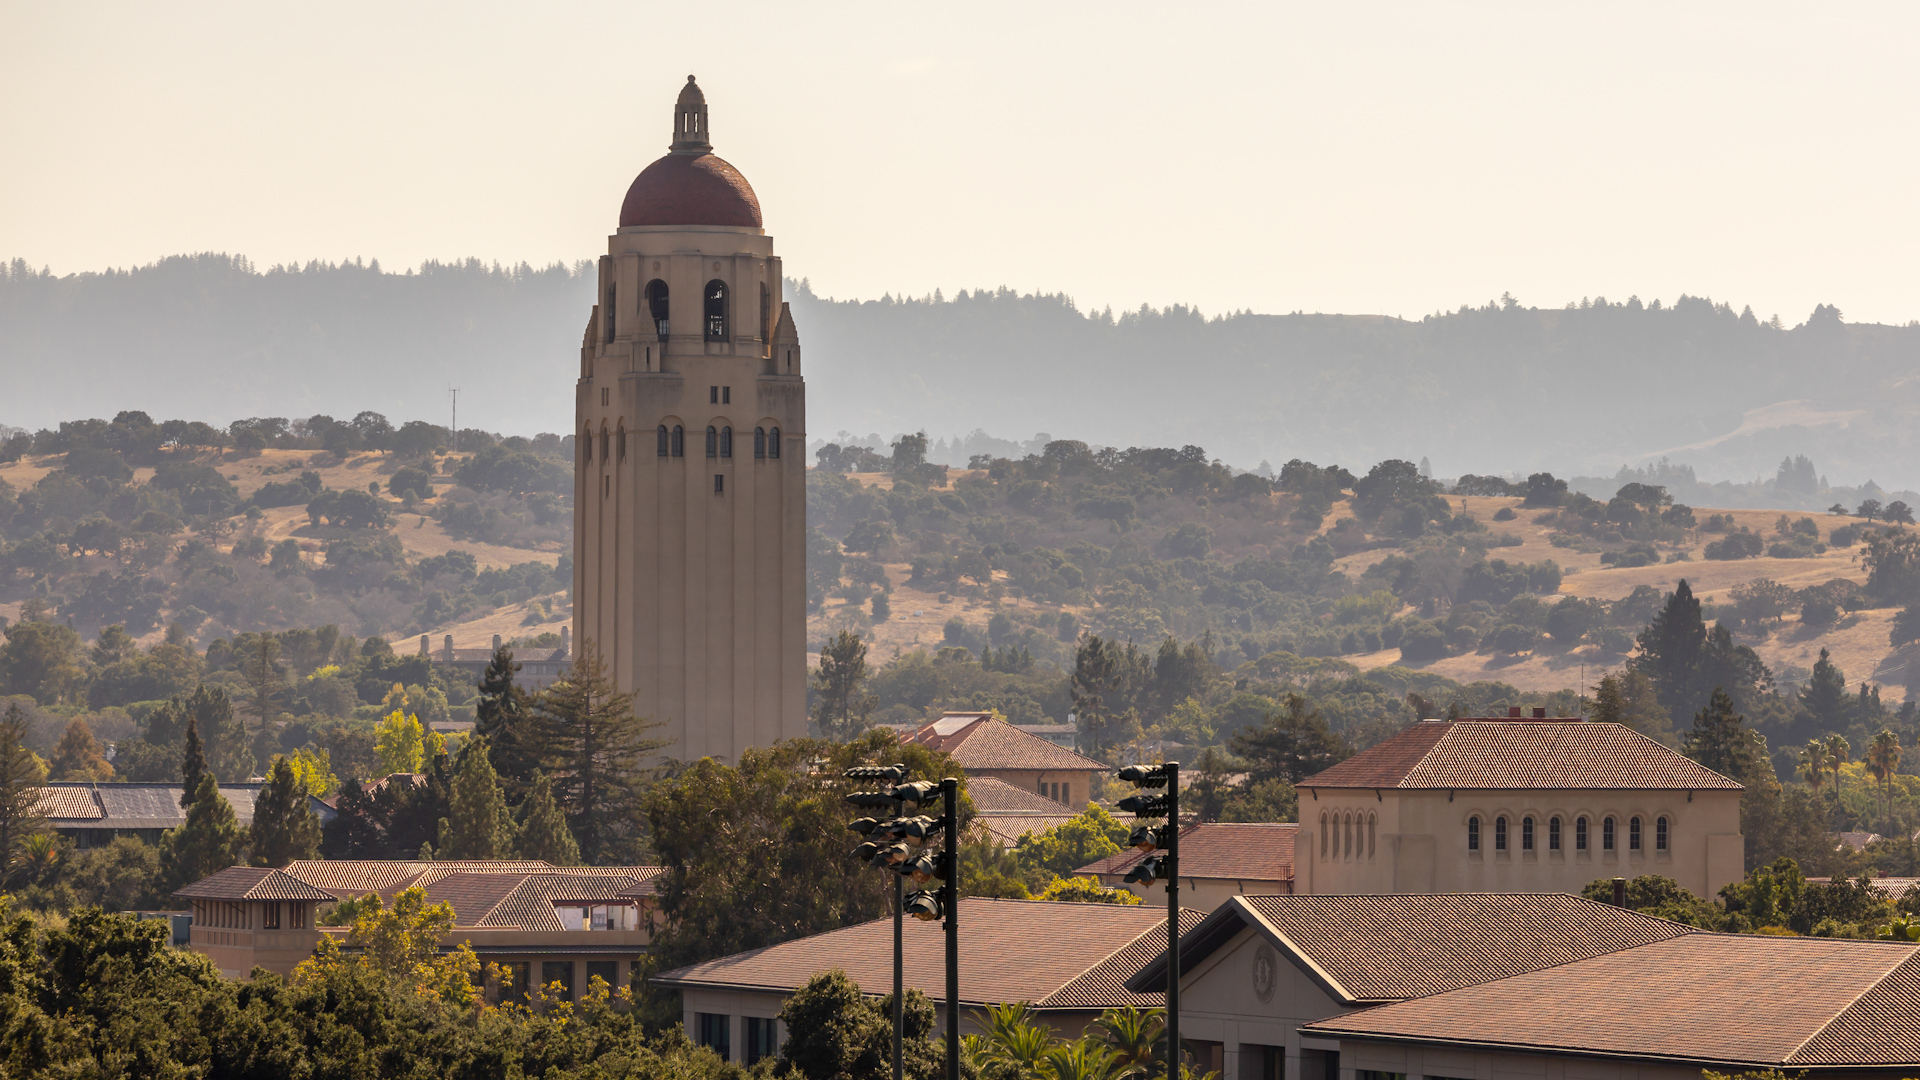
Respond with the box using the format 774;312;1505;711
672;75;711;154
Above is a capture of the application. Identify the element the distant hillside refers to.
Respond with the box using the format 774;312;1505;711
6;255;1920;486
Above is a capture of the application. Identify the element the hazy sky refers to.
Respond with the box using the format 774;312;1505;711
5;2;1918;324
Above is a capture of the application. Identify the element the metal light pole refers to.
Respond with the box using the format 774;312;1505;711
942;776;960;1080
893;872;903;1080
844;764;913;1080
1164;762;1180;1080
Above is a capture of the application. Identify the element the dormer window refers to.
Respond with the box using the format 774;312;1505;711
554;903;636;931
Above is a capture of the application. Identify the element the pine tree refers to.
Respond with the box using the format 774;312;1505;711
1589;671;1676;746
514;772;581;865
1632;580;1708;718
49;718;112;781
188;685;254;785
1228;694;1349;783
441;736;516;860
180;711;208;808
1683;687;1769;786
811;631;876;741
248;755;321;866
473;647;537;794
1801;648;1849;733
526;642;667;864
239;635;286;739
160;773;244;891
0;704;47;882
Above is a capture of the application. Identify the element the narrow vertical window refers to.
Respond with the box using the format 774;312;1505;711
714;473;725;495
1367;813;1376;859
1603;816;1616;850
1320;812;1329;857
705;280;729;340
722;386;731;405
600;428;609;461
605;284;616;343
1522;816;1534;851
617;424;626;461
646;279;669;338
671;425;684;457
1494;816;1508;851
1549;816;1562;850
720;426;733;458
760;281;771;347
1629;816;1642;850
706;426;717;458
754;427;767;458
1467;816;1480;851
657;425;669;457
1657;816;1670;851
710;386;718;404
768;426;781;458
582;428;592;462
1576;816;1589;850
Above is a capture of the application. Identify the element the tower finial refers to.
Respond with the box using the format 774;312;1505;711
672;75;711;154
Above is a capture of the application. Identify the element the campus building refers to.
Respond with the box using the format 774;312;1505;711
1295;713;1745;899
902;714;1107;809
1078;823;1298;909
175;859;663;991
36;782;336;849
573;75;807;762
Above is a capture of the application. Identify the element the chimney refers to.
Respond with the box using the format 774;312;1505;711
443;634;454;664
1507;706;1523;718
1611;877;1626;907
1532;707;1547;719
419;634;429;656
492;634;503;653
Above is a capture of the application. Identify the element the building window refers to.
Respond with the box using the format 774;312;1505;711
1576;816;1589;850
646;279;669;338
582;427;592;463
714;474;725;495
706;426;718;457
604;475;610;498
1320;812;1329;857
1343;813;1353;859
746;1016;780;1065
617;424;626;461
705;280;729;340
1603;816;1616;850
1467;816;1480;851
1522;816;1534;851
720;426;733;458
600;428;609;461
672;425;684;457
710;385;719;404
262;902;280;930
1494;816;1508;851
543;961;574;1002
723;386;730;404
1549;816;1562;850
760;282;771;347
754;427;767;458
605;284;616;343
697;1013;731;1061
658;425;669;456
291;902;307;929
1367;813;1376;859
586;960;618;993
768;426;781;458
505;961;531;1003
1657;815;1670;851
1630;816;1643;850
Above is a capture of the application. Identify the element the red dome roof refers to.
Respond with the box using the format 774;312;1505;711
618;152;762;229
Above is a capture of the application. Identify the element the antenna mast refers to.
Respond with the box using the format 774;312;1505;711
449;387;461;456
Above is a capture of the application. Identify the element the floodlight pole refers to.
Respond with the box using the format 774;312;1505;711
942;776;960;1080
1166;761;1180;1080
894;871;903;1080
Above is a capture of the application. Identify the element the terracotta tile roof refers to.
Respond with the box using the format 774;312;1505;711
1077;824;1296;883
653;898;1198;1010
1128;893;1697;1002
1302;933;1920;1067
969;777;1076;814
277;860;663;904
281;859;435;896
905;716;1107;773
974;814;1080;847
34;787;102;820
1040;909;1205;1010
174;866;335;902
1300;719;1742;791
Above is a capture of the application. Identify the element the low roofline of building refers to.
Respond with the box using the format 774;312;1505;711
1297;1029;1888;1072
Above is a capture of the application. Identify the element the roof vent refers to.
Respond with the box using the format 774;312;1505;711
1532;708;1547;719
1507;706;1523;718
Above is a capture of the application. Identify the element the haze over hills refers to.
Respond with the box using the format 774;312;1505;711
5;254;1920;487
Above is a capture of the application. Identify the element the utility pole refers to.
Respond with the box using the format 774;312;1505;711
449;386;461;457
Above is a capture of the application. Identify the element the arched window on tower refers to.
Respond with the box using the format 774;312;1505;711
616;423;626;462
754;427;766;459
720;426;733;458
671;425;684;457
599;426;609;462
768;426;781;458
657;425;669;457
705;280;729;341
760;282;771;349
646;280;669;339
604;284;616;343
582;427;592;463
705;426;717;458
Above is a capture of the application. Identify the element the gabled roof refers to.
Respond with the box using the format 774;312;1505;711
174;866;334;902
36;782;337;829
1077;823;1296;883
653;898;1199;1011
35;787;103;820
969;777;1074;814
275;859;663;908
1301;933;1920;1068
1127;893;1697;1003
1300;718;1741;791
975;814;1079;847
904;715;1107;773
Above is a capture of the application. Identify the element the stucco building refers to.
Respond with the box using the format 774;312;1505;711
1295;713;1745;899
902;714;1107;808
1078;823;1297;909
574;75;807;762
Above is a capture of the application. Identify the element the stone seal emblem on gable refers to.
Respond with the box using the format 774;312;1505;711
1252;942;1277;1003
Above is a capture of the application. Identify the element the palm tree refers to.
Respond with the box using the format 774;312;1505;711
1090;1005;1165;1078
975;1003;1057;1080
1041;1040;1118;1080
17;833;58;883
1799;740;1830;798
1868;729;1903;828
1828;734;1852;800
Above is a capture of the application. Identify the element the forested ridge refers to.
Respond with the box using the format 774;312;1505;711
7;256;1920;486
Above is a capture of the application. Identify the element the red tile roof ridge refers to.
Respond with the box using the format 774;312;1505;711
1301;718;1741;791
